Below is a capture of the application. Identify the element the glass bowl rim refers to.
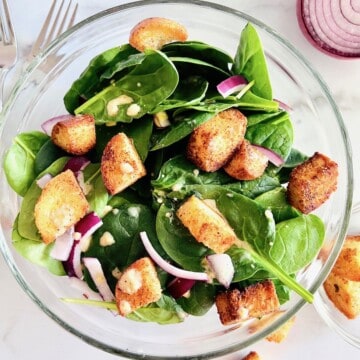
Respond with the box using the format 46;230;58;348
0;0;353;358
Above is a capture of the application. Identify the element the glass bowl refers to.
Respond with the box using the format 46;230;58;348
0;0;353;358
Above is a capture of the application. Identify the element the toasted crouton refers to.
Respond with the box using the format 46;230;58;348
34;169;89;244
129;17;188;52
101;133;146;195
187;108;247;172
331;235;360;281
224;140;268;180
215;280;280;325
51;114;96;155
176;195;237;253
266;316;296;343
115;257;162;316
286;152;338;214
324;271;360;319
242;351;261;360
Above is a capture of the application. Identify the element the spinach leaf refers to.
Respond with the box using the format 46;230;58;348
150;111;214;151
34;139;66;174
255;187;301;223
75;50;179;123
12;216;65;275
270;214;325;274
127;295;185;324
3;131;49;196
17;157;69;241
245;110;293;161
176;282;215;316
232;23;272;100
64;44;140;113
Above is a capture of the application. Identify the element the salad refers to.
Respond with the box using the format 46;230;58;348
3;18;338;325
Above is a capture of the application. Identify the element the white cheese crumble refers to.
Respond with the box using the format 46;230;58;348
107;95;133;116
127;206;140;217
120;162;134;174
112;267;122;279
119;300;132;316
118;268;142;295
99;231;115;247
171;183;182;192
126;103;141;117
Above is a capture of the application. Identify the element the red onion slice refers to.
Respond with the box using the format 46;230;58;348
206;254;234;288
63;156;90;173
36;173;53;189
139;231;209;282
274;99;293;112
75;212;103;240
82;257;114;301
41;114;73;135
253;145;284;167
63;240;83;278
50;226;75;261
167;277;196;299
297;0;360;58
216;75;248;97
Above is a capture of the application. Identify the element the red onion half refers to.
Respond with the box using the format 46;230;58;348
50;227;75;261
75;212;103;241
167;277;196;299
253;145;284;167
217;75;248;97
41;115;73;135
63;240;83;278
63;156;90;173
297;0;360;58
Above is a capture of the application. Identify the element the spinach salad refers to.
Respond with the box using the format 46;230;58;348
4;22;329;325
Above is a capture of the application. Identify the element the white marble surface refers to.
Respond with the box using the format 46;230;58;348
1;0;360;359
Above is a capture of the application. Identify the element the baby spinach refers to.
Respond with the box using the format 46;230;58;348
270;214;325;274
75;50;179;123
34;139;66;174
232;23;272;100
3;131;49;196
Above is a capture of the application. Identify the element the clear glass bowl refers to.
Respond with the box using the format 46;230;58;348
0;0;353;358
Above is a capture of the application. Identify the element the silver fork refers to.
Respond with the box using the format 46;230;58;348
0;0;17;113
27;0;78;61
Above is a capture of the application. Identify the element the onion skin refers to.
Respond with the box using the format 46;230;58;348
217;75;248;97
297;0;360;59
167;277;196;299
41;115;73;135
252;145;284;167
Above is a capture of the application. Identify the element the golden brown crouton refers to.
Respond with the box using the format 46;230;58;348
215;280;280;325
266;316;296;343
224;140;268;180
331;235;360;281
187;108;247;172
324;271;360;319
242;351;261;360
34;169;89;244
115;257;162;316
286;152;338;214
129;17;188;52
51;114;96;155
176;195;237;253
101;133;146;195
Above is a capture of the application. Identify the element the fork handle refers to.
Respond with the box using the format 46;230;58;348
0;69;10;114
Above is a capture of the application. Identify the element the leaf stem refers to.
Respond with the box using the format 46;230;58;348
61;297;118;310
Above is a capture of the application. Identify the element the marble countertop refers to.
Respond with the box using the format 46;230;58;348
1;1;359;359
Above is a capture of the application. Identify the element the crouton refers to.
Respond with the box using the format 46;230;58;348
101;133;146;195
176;195;237;253
215;280;280;325
51;114;96;155
115;257;162;316
242;351;261;360
266;316;296;343
187;108;247;172
331;235;360;281
129;17;188;52
286;152;338;214
34;169;89;244
324;271;360;319
224;140;268;180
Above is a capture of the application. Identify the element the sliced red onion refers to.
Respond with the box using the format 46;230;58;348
297;0;360;58
50;226;75;261
253;145;284;167
139;231;209;282
68;277;103;300
41;114;73;135
63;240;83;278
36;173;53;189
167;277;196;299
216;75;248;98
82;257;114;301
63;156;90;173
206;254;234;288
75;212;103;240
274;98;293;112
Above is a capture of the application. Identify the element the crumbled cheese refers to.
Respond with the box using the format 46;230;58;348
118;268;142;295
157;197;163;204
107;95;133;116
120;162;134;174
226;193;234;198
119;300;132;316
80;235;92;252
126;103;141;117
128;206;140;218
99;231;115;247
112;267;122;279
73;231;82;241
193;169;199;176
136;82;142;87
105;121;117;127
112;208;119;215
154;111;170;128
100;205;113;217
171;183;182;192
